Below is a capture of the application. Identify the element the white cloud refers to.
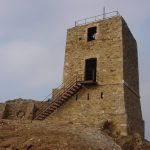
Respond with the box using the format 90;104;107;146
0;40;63;88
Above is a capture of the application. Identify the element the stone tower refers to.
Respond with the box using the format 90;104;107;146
59;13;144;138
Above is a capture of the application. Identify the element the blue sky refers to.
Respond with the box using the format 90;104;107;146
0;0;149;139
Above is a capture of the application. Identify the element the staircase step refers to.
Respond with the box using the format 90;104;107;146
39;114;47;118
76;83;82;86
67;90;74;95
56;100;63;105
70;88;78;92
51;102;60;107
37;116;45;120
61;95;70;99
64;92;72;97
45;109;53;114
73;84;80;88
44;110;52;115
60;97;67;101
49;105;57;109
34;77;84;120
53;102;61;107
40;113;50;117
39;112;50;117
60;98;67;102
57;99;66;105
46;107;55;112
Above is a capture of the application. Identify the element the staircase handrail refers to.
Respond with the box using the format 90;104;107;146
33;73;83;120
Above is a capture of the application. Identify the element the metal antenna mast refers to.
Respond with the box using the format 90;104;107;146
103;7;106;19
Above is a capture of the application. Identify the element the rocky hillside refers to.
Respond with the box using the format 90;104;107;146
0;120;121;150
0;99;150;150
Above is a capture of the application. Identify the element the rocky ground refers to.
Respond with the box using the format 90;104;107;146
0;97;150;150
0;119;150;150
0;119;121;150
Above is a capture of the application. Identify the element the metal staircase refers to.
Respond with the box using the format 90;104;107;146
34;74;96;120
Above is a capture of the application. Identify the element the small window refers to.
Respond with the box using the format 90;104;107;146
101;92;104;99
87;93;90;100
76;94;78;101
87;26;97;41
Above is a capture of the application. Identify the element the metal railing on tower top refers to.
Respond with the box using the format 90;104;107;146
75;11;120;27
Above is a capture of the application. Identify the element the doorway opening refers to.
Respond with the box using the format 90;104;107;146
85;58;97;81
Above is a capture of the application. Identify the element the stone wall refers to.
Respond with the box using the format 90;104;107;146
63;16;123;84
124;85;144;138
50;16;127;136
51;16;144;138
122;19;144;138
2;99;41;120
49;84;128;136
0;103;6;119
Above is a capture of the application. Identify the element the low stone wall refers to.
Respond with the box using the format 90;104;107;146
2;99;41;120
0;103;6;119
